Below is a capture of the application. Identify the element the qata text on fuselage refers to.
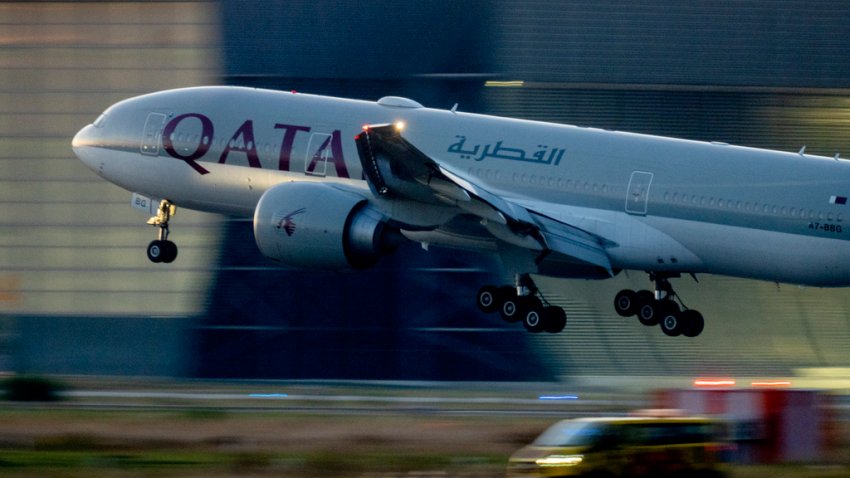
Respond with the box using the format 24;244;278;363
160;112;350;178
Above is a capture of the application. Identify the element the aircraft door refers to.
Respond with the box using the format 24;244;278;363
304;133;332;177
625;171;653;215
140;112;166;156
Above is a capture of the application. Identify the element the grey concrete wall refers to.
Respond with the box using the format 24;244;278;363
11;316;194;376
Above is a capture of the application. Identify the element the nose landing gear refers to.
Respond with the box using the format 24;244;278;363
614;273;704;337
146;199;178;264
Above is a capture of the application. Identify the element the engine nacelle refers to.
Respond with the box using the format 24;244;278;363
253;182;397;269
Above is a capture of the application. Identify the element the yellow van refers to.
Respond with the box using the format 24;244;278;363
507;416;725;477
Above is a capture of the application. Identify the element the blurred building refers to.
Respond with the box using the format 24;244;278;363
4;1;850;380
0;1;222;375
0;1;222;317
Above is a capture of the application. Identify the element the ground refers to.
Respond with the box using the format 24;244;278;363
0;378;848;477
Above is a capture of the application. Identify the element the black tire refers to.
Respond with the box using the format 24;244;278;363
660;303;684;337
543;306;566;333
521;297;545;333
499;288;521;323
682;309;705;337
476;285;499;313
636;293;660;326
614;289;638;317
161;240;178;263
147;240;164;263
636;289;655;305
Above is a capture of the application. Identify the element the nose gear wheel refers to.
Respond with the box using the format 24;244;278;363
145;199;178;264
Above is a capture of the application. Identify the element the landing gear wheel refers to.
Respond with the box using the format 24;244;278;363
520;297;545;333
614;289;638;317
146;199;178;264
660;302;684;337
161;240;178;263
636;291;660;326
499;288;522;323
543;306;566;333
617;274;705;338
479;275;565;334
147;240;164;263
681;310;705;337
476;285;500;313
147;240;177;264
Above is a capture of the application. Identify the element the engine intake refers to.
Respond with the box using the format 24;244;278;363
253;182;399;269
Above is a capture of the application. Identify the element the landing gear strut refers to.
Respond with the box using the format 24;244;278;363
614;273;704;337
146;199;178;264
477;274;566;334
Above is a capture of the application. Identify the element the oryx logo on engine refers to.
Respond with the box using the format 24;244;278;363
275;208;306;236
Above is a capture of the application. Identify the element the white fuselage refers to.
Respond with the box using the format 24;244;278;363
73;86;850;286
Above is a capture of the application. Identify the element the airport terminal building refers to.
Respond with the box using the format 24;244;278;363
3;1;850;380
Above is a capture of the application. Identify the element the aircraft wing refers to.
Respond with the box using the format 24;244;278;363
354;124;615;275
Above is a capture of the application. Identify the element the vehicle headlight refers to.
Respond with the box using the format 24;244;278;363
535;454;584;467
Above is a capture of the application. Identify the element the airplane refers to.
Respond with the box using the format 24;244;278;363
72;86;850;338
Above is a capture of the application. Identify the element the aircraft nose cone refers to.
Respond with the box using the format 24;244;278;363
72;124;100;170
72;123;95;149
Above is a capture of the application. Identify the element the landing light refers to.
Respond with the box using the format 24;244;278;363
536;455;583;467
394;121;405;132
751;380;792;387
694;378;736;387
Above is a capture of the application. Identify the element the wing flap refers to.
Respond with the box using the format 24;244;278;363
355;123;614;274
530;211;614;274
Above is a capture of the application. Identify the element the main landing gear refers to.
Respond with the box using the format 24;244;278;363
476;274;567;334
146;199;178;264
614;273;704;337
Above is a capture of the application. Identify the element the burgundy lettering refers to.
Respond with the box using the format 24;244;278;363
274;123;310;171
306;130;349;178
162;113;213;175
219;120;261;168
329;130;349;178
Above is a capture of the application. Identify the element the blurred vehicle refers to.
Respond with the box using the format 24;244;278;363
507;415;725;477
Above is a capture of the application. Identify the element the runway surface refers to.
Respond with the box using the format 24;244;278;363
12;377;649;417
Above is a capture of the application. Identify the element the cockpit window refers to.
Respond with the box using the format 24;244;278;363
93;113;107;128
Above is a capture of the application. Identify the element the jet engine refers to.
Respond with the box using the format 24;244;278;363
253;182;399;269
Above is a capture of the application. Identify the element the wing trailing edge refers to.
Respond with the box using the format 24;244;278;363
354;123;614;275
